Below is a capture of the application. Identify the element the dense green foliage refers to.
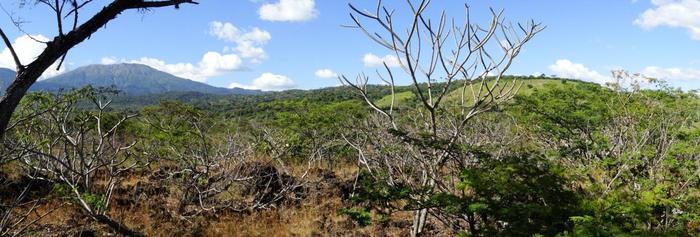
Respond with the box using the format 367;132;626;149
457;154;581;236
341;79;700;236
511;82;700;236
3;77;700;236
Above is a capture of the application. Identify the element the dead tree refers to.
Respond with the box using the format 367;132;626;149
0;0;199;138
341;0;542;235
139;103;313;217
0;92;66;237
8;87;144;236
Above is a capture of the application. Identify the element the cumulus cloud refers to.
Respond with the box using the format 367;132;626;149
209;21;271;62
0;34;65;78
641;66;700;80
101;57;119;65
101;22;265;83
363;53;401;67
634;0;700;40
549;59;612;84
549;59;700;86
130;52;242;82
229;72;296;91
258;0;318;22
315;69;337;79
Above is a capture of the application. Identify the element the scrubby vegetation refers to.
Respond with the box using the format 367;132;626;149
3;1;700;236
2;76;700;236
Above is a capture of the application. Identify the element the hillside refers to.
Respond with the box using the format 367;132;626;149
104;77;586;113
5;73;698;236
0;68;15;92
39;64;261;95
0;64;262;96
2;67;582;111
372;77;586;108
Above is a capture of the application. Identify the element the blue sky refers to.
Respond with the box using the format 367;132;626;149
2;0;700;90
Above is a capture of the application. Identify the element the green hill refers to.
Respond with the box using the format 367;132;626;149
373;78;586;108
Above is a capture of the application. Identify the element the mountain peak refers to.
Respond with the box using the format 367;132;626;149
67;63;177;79
0;68;16;92
28;64;259;95
77;63;159;72
0;67;15;75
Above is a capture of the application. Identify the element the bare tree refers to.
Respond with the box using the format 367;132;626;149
7;88;145;236
341;0;542;235
0;90;65;237
0;0;199;138
139;103;313;218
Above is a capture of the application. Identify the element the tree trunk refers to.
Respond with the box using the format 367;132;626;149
467;212;478;236
410;177;433;237
411;208;428;237
0;71;44;136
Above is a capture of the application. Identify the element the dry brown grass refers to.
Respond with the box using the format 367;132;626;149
4;161;435;237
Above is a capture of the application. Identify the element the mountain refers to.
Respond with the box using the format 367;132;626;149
0;68;16;92
30;64;260;95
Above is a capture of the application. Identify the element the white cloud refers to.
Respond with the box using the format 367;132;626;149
0;34;65;78
363;53;402;67
209;21;271;63
251;73;296;90
641;66;700;80
229;72;296;91
209;22;271;43
634;0;700;40
234;41;266;62
549;59;700;86
0;35;47;69
130;52;242;82
315;69;337;78
549;59;612;84
107;21;263;83
258;0;318;22
101;57;118;65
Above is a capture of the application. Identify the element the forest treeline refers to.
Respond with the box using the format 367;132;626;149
2;76;700;236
